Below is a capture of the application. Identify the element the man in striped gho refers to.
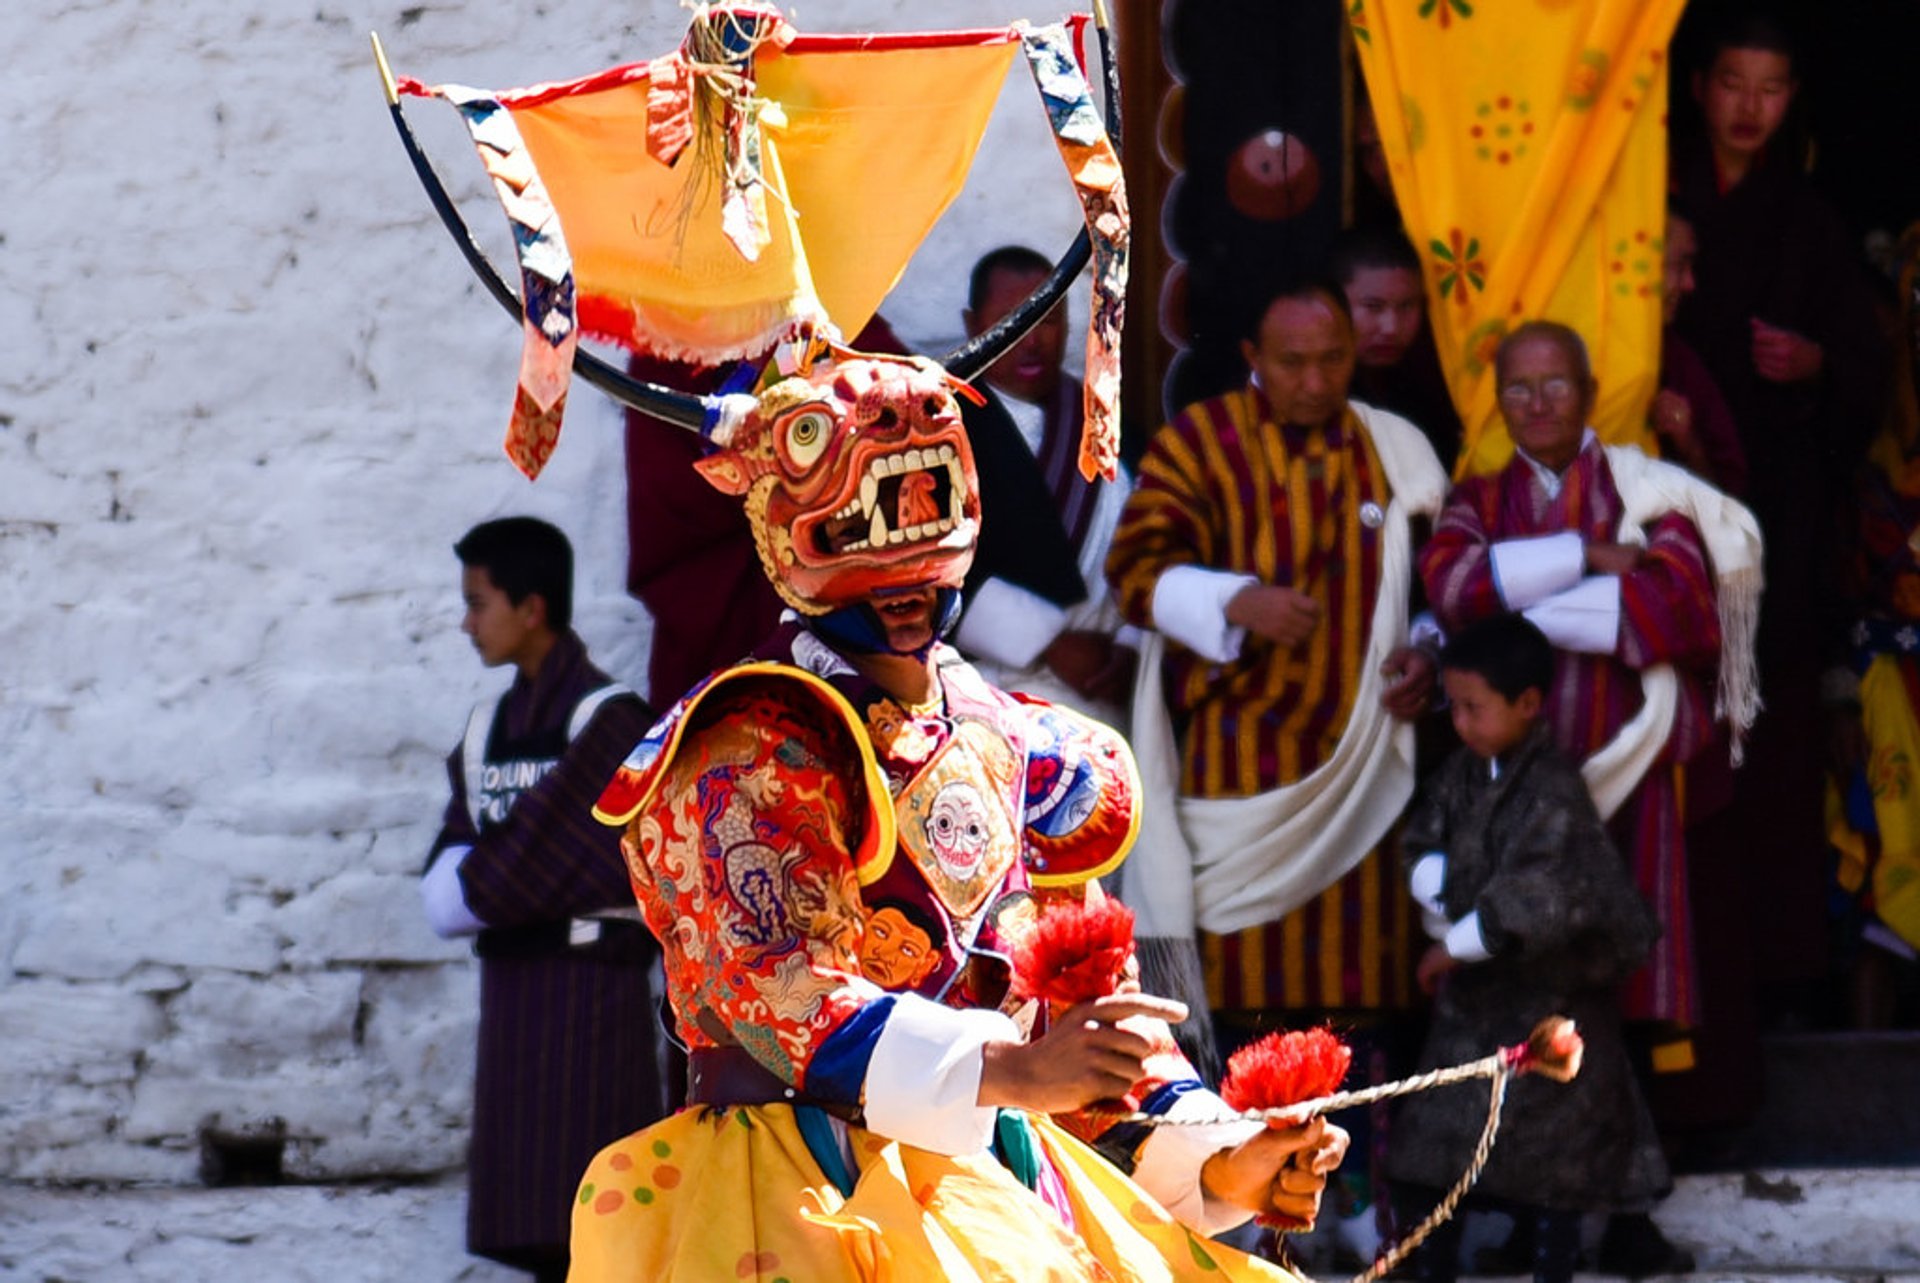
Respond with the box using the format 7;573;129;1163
1107;279;1448;1066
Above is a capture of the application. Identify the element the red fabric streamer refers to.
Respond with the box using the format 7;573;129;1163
1010;896;1136;1007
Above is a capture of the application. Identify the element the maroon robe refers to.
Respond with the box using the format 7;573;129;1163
1660;331;1747;498
1673;134;1890;987
1420;441;1722;1026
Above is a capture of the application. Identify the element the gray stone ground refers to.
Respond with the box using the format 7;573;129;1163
0;1180;516;1283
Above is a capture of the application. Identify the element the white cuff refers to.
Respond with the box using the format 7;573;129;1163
1490;533;1585;609
1131;1087;1265;1236
421;846;486;938
1409;852;1447;911
953;577;1071;669
1444;910;1493;962
1522;575;1621;654
862;992;1019;1156
1409;853;1450;941
1409;611;1446;652
1150;566;1260;664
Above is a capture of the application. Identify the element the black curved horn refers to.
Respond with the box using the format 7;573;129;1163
373;35;711;432
941;14;1124;380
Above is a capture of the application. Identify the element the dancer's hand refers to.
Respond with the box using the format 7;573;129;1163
977;993;1187;1114
1201;1115;1350;1226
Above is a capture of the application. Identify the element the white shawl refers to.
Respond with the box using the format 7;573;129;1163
1580;445;1765;817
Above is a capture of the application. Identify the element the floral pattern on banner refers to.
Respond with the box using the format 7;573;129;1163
1431;229;1487;307
1417;0;1475;28
1469;95;1535;166
1567;49;1610;111
1608;229;1664;301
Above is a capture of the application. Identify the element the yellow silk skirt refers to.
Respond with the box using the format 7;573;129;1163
568;1105;1303;1282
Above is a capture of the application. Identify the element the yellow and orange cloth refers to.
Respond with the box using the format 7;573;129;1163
397;10;1127;480
1350;0;1685;476
569;1105;1304;1283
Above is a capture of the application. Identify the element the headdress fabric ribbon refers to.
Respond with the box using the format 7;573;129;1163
399;10;1121;479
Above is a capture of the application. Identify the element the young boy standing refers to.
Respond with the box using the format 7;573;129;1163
1386;615;1672;1283
421;517;667;1283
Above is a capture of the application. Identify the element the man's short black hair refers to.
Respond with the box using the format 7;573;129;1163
1328;226;1423;287
1440;613;1556;703
1698;12;1798;75
454;516;574;631
968;245;1053;314
1241;275;1354;346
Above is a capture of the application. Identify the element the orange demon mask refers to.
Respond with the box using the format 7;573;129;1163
693;355;981;615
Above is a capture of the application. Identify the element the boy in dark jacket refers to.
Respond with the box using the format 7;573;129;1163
1387;614;1672;1283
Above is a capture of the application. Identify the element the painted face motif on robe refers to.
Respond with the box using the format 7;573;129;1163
925;780;992;882
695;356;982;614
857;900;947;990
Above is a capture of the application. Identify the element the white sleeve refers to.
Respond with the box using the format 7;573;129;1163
861;992;1020;1156
1409;852;1451;942
1129;1087;1266;1236
421;846;486;938
1409;610;1446;652
1521;575;1622;654
1489;532;1585;609
1150;566;1260;664
952;577;1070;668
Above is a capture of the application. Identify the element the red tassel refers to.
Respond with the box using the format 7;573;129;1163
1219;1026;1352;1116
1219;1026;1353;1230
1010;896;1136;1007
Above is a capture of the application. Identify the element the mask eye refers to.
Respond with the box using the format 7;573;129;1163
784;410;833;469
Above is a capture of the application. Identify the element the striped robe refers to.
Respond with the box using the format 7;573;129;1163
430;632;668;1269
1106;387;1417;1013
1419;440;1721;1025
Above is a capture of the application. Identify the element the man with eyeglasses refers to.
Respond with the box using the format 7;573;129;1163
1417;321;1762;1222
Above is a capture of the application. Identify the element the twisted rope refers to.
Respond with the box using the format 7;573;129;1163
1103;1045;1520;1130
1351;1059;1511;1283
1098;1046;1528;1283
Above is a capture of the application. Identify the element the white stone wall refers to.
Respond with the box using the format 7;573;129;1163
0;0;1086;1196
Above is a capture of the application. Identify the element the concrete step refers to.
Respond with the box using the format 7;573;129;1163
1701;1032;1920;1169
1659;1168;1920;1275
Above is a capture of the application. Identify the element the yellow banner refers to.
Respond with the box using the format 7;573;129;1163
504;39;1019;362
1350;0;1684;475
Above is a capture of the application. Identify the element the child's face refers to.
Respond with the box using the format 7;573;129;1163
460;565;543;670
1694;47;1795;163
1443;668;1540;761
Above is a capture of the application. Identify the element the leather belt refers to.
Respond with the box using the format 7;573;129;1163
686;1045;861;1122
